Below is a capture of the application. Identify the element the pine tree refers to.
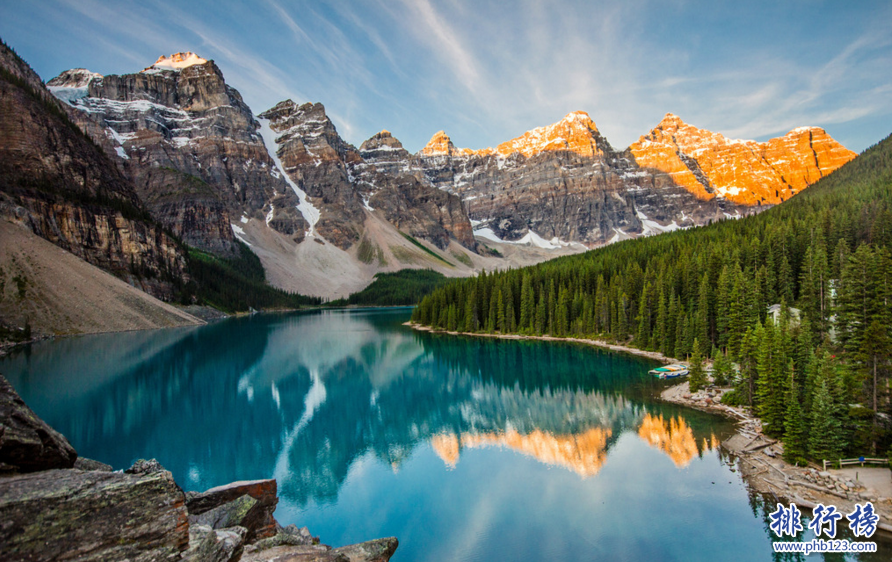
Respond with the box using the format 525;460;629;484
696;274;710;350
547;280;557;335
689;338;706;392
674;298;686;357
809;377;846;462
655;289;668;354
858;320;891;454
519;273;533;333
756;319;790;437
535;292;546;335
799;240;830;339
666;292;678;358
497;289;506;332
838;244;876;353
463;287;478;332
505;283;517;333
616;291;629;340
556;287;569;336
716;265;731;349
486;290;497;332
784;371;809;466
636;282;651;349
711;345;732;386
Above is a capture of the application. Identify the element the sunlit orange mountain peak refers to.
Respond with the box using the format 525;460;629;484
420;111;609;159
142;52;208;72
628;114;856;205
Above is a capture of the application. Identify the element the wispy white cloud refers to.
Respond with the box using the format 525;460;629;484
5;0;891;152
389;0;481;93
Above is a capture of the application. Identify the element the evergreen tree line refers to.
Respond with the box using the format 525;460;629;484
412;132;892;463
329;269;449;307
184;241;321;312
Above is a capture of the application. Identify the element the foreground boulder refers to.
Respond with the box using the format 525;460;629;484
0;376;398;562
241;537;398;562
182;524;247;562
0;467;189;561
0;374;77;472
331;537;399;562
187;479;279;542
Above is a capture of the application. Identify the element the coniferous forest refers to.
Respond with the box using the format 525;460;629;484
413;132;892;464
329;269;449;307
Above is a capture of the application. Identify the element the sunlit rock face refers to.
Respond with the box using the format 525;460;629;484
144;52;208;72
412;111;854;246
637;413;719;468
413;112;733;246
47;55;306;257
420;112;606;159
628;114;856;206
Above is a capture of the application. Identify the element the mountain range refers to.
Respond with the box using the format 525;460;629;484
0;43;857;316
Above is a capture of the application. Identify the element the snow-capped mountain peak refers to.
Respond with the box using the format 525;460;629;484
143;52;208;72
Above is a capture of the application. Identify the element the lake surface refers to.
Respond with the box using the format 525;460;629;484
2;308;887;561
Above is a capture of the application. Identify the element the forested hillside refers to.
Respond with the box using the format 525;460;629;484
330;269;449;307
413;133;892;463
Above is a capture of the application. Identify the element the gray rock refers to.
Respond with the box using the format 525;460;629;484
0;374;77;472
250;525;317;551
48;58;305;257
260;101;476;252
190;494;257;530
0;467;188;561
241;544;345;562
331;537;399;562
0;44;190;301
183;524;247;562
126;458;165;475
187;479;279;542
412;126;734;247
73;457;113;471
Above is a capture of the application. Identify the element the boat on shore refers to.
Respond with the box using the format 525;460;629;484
649;364;689;379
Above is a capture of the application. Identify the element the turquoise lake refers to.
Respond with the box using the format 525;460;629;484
2;308;888;561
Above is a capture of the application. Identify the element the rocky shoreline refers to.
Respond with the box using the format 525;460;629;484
0;374;398;561
660;380;892;535
405;322;686;363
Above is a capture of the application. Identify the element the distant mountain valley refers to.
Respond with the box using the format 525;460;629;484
1;43;856;315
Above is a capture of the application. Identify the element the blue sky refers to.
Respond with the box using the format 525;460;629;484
2;0;891;153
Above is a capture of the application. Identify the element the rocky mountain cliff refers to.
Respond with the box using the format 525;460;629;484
367;112;735;246
628;113;856;205
40;46;857;300
257;100;475;252
47;54;489;300
387;111;855;246
47;53;306;257
0;41;188;300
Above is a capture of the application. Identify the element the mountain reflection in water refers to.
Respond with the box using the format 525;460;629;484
8;309;892;561
2;309;730;506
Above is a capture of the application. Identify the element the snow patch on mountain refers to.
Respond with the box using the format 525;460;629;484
474;225;581;250
636;208;682;236
257;117;320;236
